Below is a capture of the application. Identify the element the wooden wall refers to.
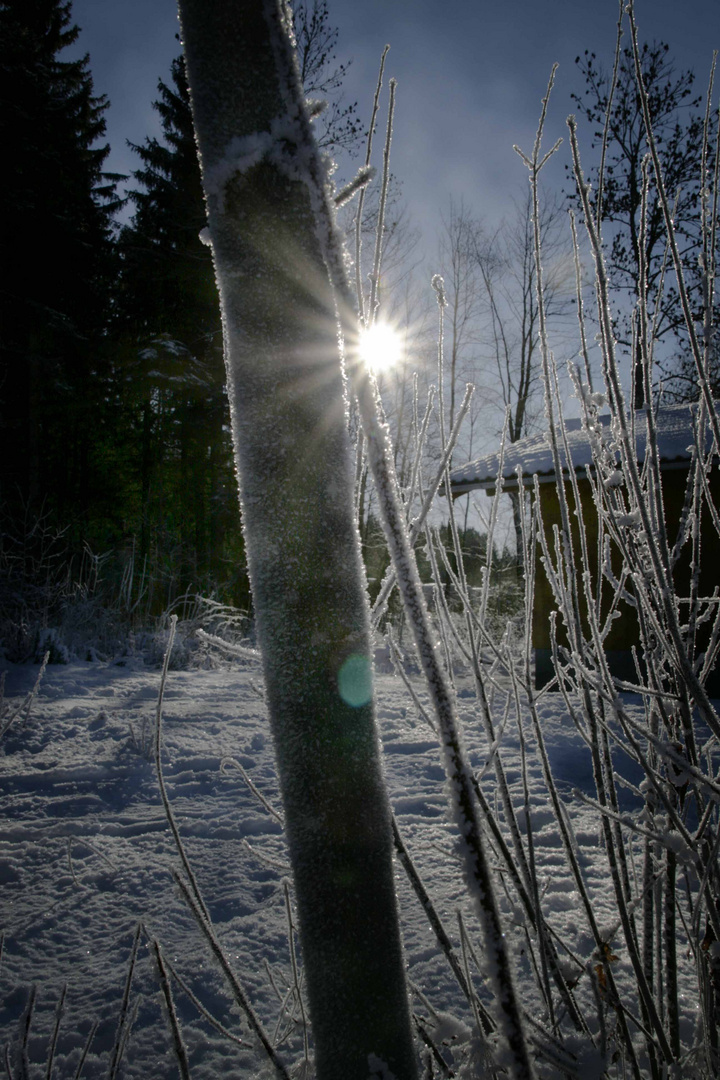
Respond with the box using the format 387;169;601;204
532;467;720;693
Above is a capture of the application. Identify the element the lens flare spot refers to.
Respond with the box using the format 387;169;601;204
338;654;372;708
358;322;402;374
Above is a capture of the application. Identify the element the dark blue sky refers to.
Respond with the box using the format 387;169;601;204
70;0;718;255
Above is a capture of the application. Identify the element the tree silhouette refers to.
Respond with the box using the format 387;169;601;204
116;57;242;606
571;40;718;401
0;0;119;529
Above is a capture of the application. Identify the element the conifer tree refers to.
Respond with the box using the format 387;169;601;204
0;0;118;528
116;57;242;605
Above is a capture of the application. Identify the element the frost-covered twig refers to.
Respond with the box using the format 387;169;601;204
221;757;284;824
13;985;36;1080
243;839;291;873
172;869;290;1078
108;924;141;1080
333;164;375;208
391;815;491;1031
150;616;288;1073
595;0;625;226
283;881;309;1067
161;954;251;1050
72;1020;97;1080
46;980;66;1076
387;633;436;733
151;939;192;1080
368;77;396;326
0;652;48;742
154;615;212;926
568;117;720;747
281;119;514;1005
196;629;261;662
355;45;390;322
412;1015;453;1079
371;382;473;627
346;164;536;1080
456;908;495;1042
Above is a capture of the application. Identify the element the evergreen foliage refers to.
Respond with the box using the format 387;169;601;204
0;0;119;529
115;56;246;611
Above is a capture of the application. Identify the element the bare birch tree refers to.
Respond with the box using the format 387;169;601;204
436;192;572;556
175;2;417;1076
471;192;573;557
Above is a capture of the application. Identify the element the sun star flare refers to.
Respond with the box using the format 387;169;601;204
358;321;402;374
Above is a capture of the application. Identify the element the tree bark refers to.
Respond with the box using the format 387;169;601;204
176;2;417;1077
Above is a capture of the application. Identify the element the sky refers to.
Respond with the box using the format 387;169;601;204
68;0;720;259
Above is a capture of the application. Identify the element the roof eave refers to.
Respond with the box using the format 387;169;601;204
449;456;697;497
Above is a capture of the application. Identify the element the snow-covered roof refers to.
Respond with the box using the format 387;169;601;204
449;402;715;495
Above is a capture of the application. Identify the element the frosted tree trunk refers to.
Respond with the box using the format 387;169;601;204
176;2;417;1077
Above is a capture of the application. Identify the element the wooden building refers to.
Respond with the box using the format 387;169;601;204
449;404;720;692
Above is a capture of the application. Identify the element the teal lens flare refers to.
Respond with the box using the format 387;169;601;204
337;654;372;708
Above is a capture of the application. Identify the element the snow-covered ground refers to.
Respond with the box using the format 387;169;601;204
0;645;700;1077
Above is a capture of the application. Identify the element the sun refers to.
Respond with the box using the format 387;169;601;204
358;321;402;375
